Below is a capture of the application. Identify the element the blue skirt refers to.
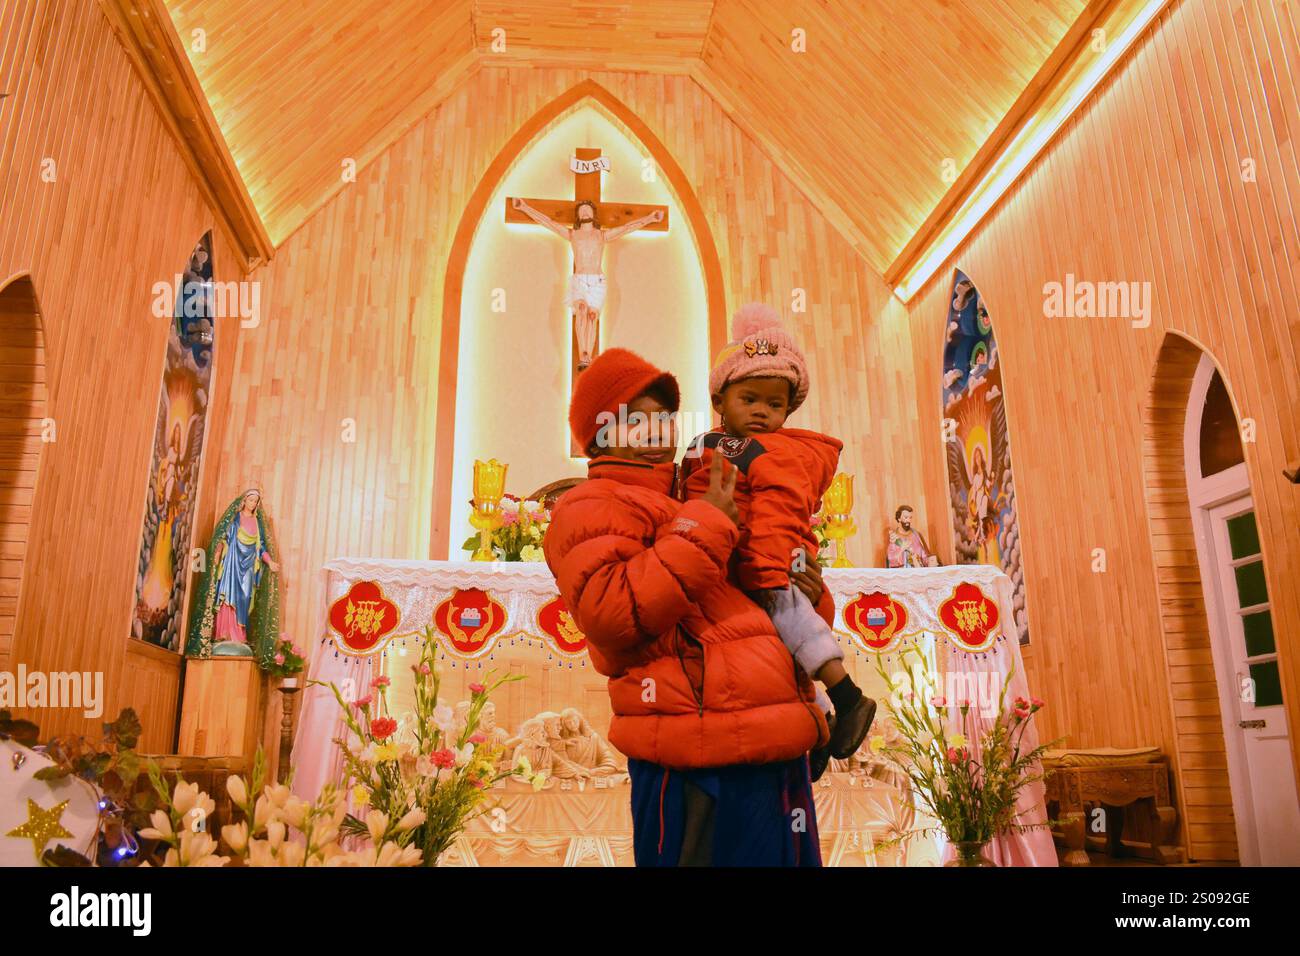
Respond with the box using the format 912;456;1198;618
627;755;822;867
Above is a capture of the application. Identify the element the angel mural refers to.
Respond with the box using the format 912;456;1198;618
185;488;282;666
941;269;1029;644
132;234;215;650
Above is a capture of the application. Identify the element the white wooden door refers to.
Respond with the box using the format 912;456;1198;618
1205;498;1300;865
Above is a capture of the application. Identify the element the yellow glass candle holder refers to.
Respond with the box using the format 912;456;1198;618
469;458;508;561
821;472;856;568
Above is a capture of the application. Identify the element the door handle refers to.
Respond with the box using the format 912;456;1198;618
1238;719;1265;729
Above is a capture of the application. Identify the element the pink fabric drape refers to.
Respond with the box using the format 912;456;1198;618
290;568;374;804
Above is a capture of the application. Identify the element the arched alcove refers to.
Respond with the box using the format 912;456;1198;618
0;275;48;670
429;80;727;558
1143;333;1299;864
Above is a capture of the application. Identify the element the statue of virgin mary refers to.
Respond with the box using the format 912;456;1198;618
185;488;282;666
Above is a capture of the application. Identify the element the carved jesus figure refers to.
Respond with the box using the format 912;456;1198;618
510;197;664;369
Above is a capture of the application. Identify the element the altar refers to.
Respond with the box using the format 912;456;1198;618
293;558;1056;867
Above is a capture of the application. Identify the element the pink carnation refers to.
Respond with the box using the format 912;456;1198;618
469;682;486;694
430;748;456;768
275;653;285;665
371;676;391;689
354;695;373;709
369;717;398;740
468;733;487;744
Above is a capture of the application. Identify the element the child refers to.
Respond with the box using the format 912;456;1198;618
682;303;876;775
545;347;829;865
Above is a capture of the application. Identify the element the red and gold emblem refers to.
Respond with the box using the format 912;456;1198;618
843;591;908;653
329;581;400;656
433;588;507;657
537;595;587;656
938;581;1001;652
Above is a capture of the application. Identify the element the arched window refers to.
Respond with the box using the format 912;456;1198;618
0;276;47;668
131;233;216;650
940;269;1030;644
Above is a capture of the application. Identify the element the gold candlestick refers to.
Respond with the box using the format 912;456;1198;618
821;472;857;568
469;458;508;561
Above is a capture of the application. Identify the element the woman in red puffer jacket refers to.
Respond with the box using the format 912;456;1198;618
543;347;828;866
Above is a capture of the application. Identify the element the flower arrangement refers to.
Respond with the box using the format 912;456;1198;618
265;636;306;680
137;750;425;866
461;494;549;561
316;626;544;865
870;645;1062;860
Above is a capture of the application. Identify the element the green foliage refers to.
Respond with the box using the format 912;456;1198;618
871;646;1064;849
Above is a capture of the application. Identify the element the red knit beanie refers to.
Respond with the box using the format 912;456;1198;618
569;348;680;457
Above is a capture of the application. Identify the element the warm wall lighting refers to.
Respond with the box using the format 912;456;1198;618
893;0;1171;304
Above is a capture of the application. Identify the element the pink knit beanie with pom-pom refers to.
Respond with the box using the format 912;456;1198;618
708;302;810;412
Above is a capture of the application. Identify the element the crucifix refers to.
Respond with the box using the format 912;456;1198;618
506;147;668;454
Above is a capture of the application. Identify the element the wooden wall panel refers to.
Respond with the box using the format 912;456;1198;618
212;66;923;669
905;0;1299;861
0;0;243;741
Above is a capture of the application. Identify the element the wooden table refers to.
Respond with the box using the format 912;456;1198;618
1043;748;1181;865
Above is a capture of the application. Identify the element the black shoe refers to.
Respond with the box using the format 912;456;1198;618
829;696;877;759
810;712;835;782
809;744;832;782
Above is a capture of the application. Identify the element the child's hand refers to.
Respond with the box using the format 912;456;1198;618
700;453;739;525
791;561;825;604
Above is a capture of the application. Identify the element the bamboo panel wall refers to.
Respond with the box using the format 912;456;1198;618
0;277;45;671
0;0;242;748
905;0;1299;861
212;66;922;664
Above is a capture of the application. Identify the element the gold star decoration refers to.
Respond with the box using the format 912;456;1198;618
6;798;74;860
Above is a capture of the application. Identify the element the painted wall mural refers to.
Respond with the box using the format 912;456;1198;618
941;269;1029;644
131;234;215;650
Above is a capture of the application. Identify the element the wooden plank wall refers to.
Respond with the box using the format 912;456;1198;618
209;66;923;668
905;0;1299;861
0;0;242;749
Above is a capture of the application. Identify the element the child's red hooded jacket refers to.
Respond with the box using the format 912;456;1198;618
543;456;828;769
681;427;842;624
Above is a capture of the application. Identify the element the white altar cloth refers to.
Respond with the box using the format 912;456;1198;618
293;558;1056;866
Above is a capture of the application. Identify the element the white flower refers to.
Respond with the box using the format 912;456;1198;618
226;775;248;806
266;820;287;850
374;842;423;867
178;830;226;867
454;743;474;767
365;809;389;845
520;544;544;562
500;498;520;513
221;821;249;854
396;807;426;831
173;781;200;818
432;704;456;733
139;808;174;841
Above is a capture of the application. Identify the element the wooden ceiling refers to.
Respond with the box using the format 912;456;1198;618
161;0;1101;270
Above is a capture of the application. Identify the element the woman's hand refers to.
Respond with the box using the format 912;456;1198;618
699;453;739;526
791;557;825;605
